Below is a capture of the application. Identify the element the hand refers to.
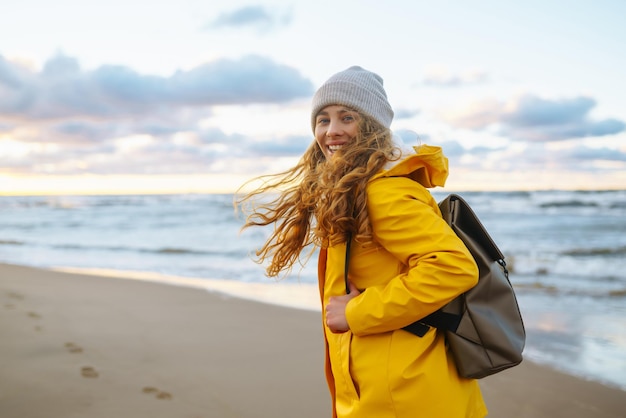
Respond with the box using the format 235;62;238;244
325;282;361;333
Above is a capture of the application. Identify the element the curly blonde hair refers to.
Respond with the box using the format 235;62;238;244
235;114;399;278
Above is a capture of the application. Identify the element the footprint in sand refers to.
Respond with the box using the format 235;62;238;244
142;386;173;400
65;342;84;353
27;311;41;319
156;391;173;400
81;366;99;378
7;291;24;300
4;292;24;309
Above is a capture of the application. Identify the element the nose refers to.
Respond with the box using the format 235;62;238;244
326;119;341;137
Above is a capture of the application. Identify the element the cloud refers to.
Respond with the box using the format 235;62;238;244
0;122;14;132
438;141;470;158
4;129;218;175
247;135;311;157
0;53;313;120
206;5;292;32
442;98;502;130
561;145;626;163
444;94;625;141
1;113;312;175
394;108;420;120
169;56;310;104
0;52;315;177
50;121;118;144
438;140;626;175
3;51;622;183
393;129;429;146
504;96;594;127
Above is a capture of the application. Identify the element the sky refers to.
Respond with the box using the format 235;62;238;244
1;0;625;194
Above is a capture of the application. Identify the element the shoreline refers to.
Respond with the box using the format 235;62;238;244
47;264;626;392
52;265;322;312
2;262;625;417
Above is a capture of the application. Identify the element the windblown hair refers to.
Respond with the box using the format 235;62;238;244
235;114;399;278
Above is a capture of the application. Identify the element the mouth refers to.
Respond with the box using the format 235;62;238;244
327;144;345;156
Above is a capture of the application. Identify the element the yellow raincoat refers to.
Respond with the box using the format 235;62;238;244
318;145;487;417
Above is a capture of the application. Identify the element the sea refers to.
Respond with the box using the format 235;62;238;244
1;190;625;390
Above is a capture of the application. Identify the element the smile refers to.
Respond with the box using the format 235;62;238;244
328;144;344;154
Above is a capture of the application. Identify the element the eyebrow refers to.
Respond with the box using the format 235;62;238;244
316;108;356;117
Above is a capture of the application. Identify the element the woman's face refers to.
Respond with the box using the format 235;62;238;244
314;105;360;160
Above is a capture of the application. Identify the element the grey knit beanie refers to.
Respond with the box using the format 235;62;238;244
311;66;394;133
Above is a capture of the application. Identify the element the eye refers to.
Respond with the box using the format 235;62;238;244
317;117;330;125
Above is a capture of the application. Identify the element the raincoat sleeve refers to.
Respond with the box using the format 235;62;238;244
344;176;479;336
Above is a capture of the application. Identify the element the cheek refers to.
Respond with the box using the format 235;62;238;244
347;124;359;138
314;129;325;147
314;135;330;159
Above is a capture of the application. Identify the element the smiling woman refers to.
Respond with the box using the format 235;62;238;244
236;66;488;418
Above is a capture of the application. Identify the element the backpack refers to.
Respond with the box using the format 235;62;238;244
345;193;526;379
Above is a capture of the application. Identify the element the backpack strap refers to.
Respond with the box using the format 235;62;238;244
344;234;352;294
419;311;462;333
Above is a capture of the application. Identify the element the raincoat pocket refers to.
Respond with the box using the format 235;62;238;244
329;331;360;402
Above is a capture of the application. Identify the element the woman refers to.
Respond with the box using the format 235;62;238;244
237;66;487;417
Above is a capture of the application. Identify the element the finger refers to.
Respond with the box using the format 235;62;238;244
348;281;360;295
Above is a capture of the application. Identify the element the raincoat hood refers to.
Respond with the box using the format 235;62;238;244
373;142;449;188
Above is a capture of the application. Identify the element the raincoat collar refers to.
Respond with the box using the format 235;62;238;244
372;144;449;188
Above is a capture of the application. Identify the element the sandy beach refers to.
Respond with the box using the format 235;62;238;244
1;263;625;418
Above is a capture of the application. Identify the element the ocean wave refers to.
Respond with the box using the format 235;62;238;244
539;200;599;208
152;247;213;255
0;239;24;246
0;194;233;211
562;246;626;257
498;191;532;198
516;282;626;298
49;242;239;257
